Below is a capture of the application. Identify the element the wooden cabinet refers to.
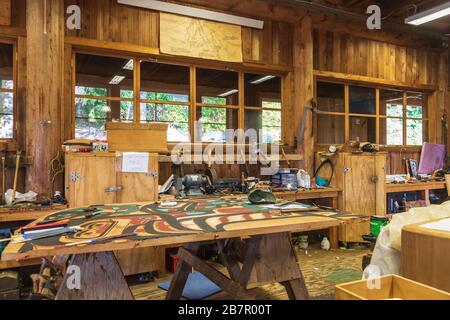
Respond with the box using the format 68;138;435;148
65;153;158;207
316;152;387;242
64;152;163;276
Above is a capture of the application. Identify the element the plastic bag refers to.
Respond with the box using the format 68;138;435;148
363;227;401;278
5;189;38;206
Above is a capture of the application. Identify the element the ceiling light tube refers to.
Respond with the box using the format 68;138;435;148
250;75;276;85
117;0;264;29
109;76;126;85
123;59;134;70
218;89;238;97
405;2;450;26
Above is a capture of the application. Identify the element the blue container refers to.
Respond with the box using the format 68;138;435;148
0;228;11;255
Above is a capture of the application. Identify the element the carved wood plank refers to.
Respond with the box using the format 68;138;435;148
160;13;243;63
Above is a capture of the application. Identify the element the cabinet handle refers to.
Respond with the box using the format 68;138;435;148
343;167;351;173
371;176;379;184
105;186;123;193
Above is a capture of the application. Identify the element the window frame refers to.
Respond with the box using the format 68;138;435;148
0;39;17;141
314;80;429;148
73;51;137;140
72;49;285;144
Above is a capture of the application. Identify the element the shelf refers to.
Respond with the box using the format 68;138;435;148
0;258;41;270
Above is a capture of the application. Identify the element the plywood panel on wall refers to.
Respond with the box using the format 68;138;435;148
313;29;440;87
0;0;11;26
160;13;243;63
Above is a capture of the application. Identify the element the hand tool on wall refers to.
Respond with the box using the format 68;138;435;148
49;151;64;196
281;146;291;168
239;148;250;177
11;150;22;204
1;144;6;205
298;99;324;149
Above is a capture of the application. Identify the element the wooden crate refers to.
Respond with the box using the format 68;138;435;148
106;122;169;153
336;275;450;300
402;219;450;293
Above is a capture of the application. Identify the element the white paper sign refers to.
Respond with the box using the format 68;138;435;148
421;218;450;233
122;152;149;173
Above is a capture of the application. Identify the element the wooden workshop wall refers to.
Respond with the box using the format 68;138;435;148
312;29;448;174
63;0;293;67
313;29;441;87
0;0;27;195
62;0;297;183
2;0;449;196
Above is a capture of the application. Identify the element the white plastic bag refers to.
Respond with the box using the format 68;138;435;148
363;227;401;278
5;189;38;206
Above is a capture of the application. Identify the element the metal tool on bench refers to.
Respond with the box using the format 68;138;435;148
182;174;211;196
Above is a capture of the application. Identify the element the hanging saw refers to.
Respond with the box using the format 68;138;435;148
297;99;325;149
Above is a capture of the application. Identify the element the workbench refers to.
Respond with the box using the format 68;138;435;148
0;206;68;270
1;197;367;300
275;188;341;248
0;206;68;223
385;180;447;213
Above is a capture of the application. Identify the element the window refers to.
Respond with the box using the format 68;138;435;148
244;73;282;144
0;43;14;139
75;53;134;140
316;82;345;144
73;53;284;144
140;61;190;142
261;100;282;143
196;68;239;143
316;81;428;146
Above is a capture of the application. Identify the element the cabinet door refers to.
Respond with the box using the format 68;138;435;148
67;156;117;207
343;155;376;215
116;153;159;203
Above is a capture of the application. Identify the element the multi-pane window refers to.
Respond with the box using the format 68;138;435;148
316;81;428;146
74;53;284;144
140;61;191;142
244;73;282;144
0;43;14;139
75;53;134;140
196;68;239;143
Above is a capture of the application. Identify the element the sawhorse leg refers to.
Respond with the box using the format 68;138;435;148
166;232;309;300
56;251;134;300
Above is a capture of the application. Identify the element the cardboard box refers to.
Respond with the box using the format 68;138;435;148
106;122;169;153
336;275;450;300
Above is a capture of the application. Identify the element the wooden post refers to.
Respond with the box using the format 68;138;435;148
25;0;65;196
293;15;314;175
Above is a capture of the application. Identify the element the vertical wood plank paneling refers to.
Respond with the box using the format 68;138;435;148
0;0;11;26
293;16;314;174
313;30;441;87
26;0;65;196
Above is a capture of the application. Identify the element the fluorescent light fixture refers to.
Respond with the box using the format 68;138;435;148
218;89;238;97
117;0;264;29
405;2;450;25
109;75;126;85
250;75;276;85
123;59;134;70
